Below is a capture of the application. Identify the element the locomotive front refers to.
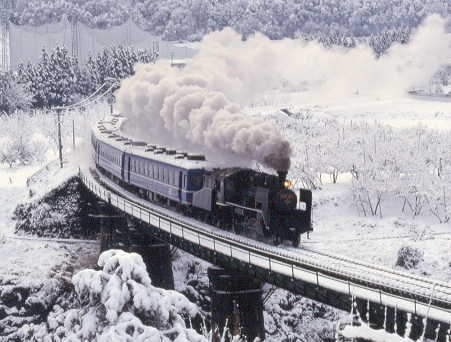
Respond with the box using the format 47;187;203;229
270;171;312;245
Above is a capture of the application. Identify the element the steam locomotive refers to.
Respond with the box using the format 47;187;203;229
92;115;312;246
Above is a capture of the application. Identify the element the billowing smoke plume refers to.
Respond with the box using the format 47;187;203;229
117;14;450;170
117;64;292;170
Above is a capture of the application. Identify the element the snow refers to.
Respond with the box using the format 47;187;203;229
246;92;451;130
341;323;416;342
0;159;97;307
242;93;451;284
66;249;205;342
96;115;238;170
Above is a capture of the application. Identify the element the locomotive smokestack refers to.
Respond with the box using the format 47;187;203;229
277;170;288;188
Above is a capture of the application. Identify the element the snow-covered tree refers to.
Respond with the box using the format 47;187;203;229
21;249;206;341
0;71;32;115
12;0;450;49
83;45;158;96
17;46;81;108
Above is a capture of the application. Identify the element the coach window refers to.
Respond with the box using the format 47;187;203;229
191;174;203;190
164;168;169;183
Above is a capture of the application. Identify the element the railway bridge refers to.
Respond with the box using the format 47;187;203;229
79;169;451;342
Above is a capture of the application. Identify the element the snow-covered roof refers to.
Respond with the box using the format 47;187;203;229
94;114;224;170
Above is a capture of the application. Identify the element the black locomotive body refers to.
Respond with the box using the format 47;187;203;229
192;168;312;245
93;116;312;246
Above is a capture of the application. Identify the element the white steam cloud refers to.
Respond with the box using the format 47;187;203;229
116;14;450;171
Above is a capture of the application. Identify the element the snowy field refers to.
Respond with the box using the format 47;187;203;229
247;93;451;283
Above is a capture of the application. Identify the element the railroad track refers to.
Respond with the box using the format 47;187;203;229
87;167;451;309
291;246;451;302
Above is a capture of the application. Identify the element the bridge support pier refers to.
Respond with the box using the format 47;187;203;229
208;267;265;342
96;210;175;290
129;243;174;290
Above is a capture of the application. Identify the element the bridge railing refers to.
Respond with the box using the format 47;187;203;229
80;172;451;324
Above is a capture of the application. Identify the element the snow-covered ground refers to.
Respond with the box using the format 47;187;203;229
0;160;98;315
247;92;451;130
248;93;451;283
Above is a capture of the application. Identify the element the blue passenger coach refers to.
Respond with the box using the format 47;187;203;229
125;152;205;205
93;131;207;206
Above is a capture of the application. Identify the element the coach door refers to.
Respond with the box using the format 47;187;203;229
121;153;126;180
178;171;183;202
123;155;131;183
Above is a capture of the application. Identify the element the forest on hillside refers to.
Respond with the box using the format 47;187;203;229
9;0;451;43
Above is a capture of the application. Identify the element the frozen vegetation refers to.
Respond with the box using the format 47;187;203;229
9;0;451;48
20;249;205;342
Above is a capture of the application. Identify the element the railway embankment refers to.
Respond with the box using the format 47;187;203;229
0;160;98;341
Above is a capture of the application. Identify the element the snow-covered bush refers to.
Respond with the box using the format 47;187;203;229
0;114;47;167
395;246;424;270
45;249;205;342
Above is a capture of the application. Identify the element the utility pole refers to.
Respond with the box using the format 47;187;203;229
0;0;14;72
56;109;63;168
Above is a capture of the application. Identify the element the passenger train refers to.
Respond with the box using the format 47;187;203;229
91;114;312;246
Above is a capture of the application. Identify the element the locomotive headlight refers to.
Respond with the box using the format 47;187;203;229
283;180;292;188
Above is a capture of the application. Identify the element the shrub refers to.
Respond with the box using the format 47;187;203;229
396;246;424;269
